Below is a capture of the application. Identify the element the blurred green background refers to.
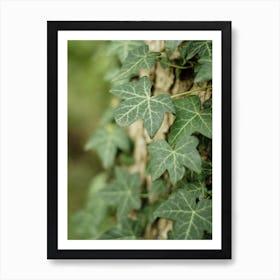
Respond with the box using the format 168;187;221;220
68;41;114;239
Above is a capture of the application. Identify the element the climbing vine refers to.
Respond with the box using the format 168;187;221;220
73;40;212;240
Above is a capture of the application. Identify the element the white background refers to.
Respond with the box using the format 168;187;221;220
0;0;279;279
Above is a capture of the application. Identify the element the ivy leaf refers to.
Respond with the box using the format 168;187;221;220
147;135;201;185
154;189;212;239
72;211;103;239
71;173;112;239
111;76;175;138
107;40;145;63
194;56;212;82
185;160;212;182
185;181;208;200
113;45;160;81
169;96;212;145
100;219;144;240
165;40;183;56
179;41;212;82
85;124;130;169
176;180;208;200
159;55;169;69
180;40;212;61
86;174;109;224
99;168;141;220
104;67;130;86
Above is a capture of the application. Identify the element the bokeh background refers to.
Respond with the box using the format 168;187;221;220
68;41;114;238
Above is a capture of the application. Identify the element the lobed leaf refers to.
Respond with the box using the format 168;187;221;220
194;56;212;82
180;40;212;61
107;40;145;63
72;173;111;239
184;160;212;182
100;219;144;240
165;40;183;56
154;189;212;239
111;76;175;138
85;124;130;169
113;45;160;81
147;135;201;185
169;95;212;145
176;180;208;200
180;40;212;82
99;168;141;220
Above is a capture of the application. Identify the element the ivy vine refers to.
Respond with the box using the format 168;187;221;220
73;40;212;240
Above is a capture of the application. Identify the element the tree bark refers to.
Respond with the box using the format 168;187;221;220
128;40;205;239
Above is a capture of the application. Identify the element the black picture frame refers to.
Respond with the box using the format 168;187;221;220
47;21;231;259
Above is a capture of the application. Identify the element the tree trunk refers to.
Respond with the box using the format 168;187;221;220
128;40;196;239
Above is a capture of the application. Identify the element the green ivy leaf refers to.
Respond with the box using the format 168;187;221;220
169;96;212;145
159;55;169;69
165;40;183;56
86;174;109;223
99;168;141;220
194;56;212;82
185;160;212;182
85;124;130;169
113;45;160;81
111;76;175;138
154;189;212;239
100;219;144;240
147;135;201;185
179;41;212;82
180;40;212;61
72;173;112;239
104;68;130;86
176;180;208;200
107;40;145;63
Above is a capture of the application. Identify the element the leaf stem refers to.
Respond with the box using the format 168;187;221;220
171;86;212;99
161;61;193;70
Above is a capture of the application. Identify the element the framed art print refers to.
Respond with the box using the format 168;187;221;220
47;21;231;259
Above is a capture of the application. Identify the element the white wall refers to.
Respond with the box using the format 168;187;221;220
0;0;279;279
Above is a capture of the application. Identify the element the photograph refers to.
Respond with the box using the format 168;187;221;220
68;39;213;241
